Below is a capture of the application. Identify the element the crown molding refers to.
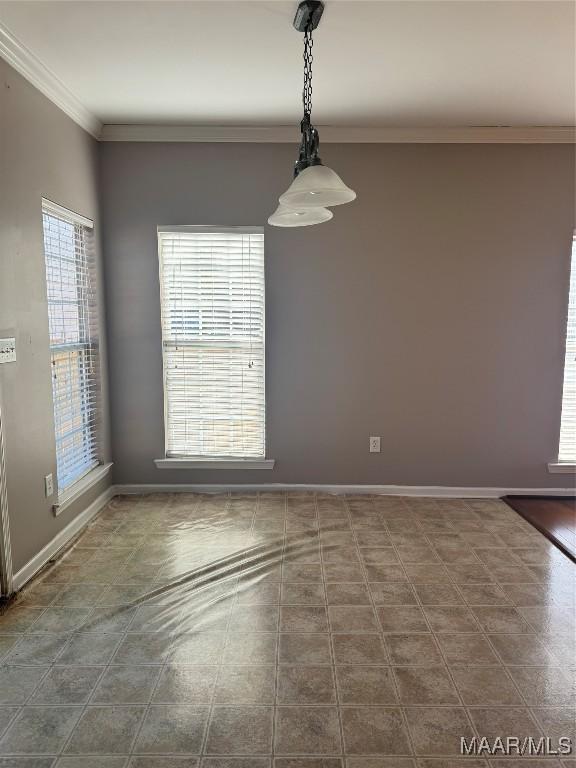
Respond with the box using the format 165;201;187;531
0;22;102;139
0;20;573;146
100;124;576;144
101;124;301;143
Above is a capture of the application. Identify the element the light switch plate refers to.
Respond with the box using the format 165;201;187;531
0;338;16;364
45;473;54;498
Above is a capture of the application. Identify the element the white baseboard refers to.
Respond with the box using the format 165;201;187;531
113;483;575;498
12;485;115;592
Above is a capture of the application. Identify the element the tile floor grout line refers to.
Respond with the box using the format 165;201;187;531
408;498;504;750
0;628;72;754
416;513;535;714
385;495;466;757
319;490;346;762
434;499;575;735
270;489;288;762
186;491;233;761
440;500;540;737
367;494;419;760
199;491;260;759
380;495;436;760
44;495;169;759
55;499;160;760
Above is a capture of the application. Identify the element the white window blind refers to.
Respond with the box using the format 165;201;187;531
158;226;265;459
42;200;101;493
558;233;576;462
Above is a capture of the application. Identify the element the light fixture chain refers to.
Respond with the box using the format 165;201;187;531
303;23;314;120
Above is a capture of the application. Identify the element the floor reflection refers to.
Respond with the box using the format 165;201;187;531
0;492;574;763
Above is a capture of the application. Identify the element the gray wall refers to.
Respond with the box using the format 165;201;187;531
100;141;575;489
0;56;572;576
0;58;111;573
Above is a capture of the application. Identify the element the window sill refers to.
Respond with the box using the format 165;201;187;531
154;458;276;470
53;462;113;516
547;462;576;474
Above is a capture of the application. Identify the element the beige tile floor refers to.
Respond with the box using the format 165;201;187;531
0;493;574;767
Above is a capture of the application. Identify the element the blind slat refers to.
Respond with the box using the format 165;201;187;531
158;228;265;459
42;205;101;492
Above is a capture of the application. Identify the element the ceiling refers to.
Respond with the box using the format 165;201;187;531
0;0;573;128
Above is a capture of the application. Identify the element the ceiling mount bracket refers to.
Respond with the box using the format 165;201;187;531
293;0;324;32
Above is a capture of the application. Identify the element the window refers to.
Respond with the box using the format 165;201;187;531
158;226;265;459
558;233;576;463
42;200;101;493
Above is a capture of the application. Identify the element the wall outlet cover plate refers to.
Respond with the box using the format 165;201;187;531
0;338;16;364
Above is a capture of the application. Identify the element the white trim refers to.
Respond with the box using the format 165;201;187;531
0;391;13;597
0;20;572;147
101;124;576;144
0;20;572;149
0;22;102;139
158;225;264;235
53;462;113;517
12;485;114;592
155;459;275;470
547;462;576;475
42;198;94;230
114;483;576;498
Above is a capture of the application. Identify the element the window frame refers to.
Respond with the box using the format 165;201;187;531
41;198;106;501
156;225;271;468
549;231;576;472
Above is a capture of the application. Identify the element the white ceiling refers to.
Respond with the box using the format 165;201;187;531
0;0;573;128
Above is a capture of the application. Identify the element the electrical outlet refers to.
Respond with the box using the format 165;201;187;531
0;338;16;364
44;473;54;498
369;436;381;453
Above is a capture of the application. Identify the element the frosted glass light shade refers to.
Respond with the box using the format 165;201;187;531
267;203;333;227
279;165;356;209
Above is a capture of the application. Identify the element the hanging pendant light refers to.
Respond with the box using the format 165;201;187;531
269;0;356;228
279;165;356;209
268;203;333;227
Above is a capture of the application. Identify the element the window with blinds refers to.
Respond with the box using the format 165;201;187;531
558;233;576;463
42;200;101;493
158;226;265;459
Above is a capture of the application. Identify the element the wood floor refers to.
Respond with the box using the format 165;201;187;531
504;495;576;562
